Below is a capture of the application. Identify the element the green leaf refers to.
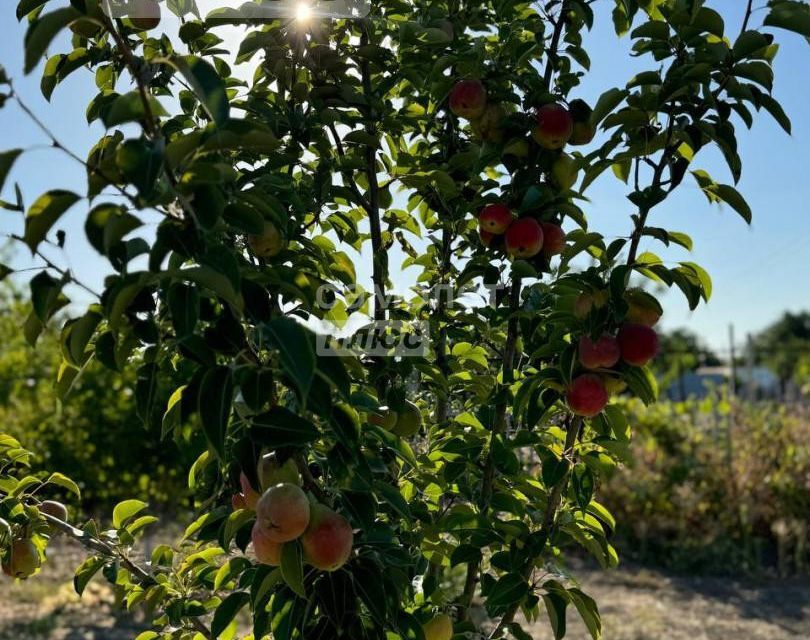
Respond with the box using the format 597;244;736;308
765;4;810;39
73;556;105;596
758;93;792;134
45;472;81;498
486;573;529;608
733;31;771;60
17;0;51;20
23;7;81;74
167;282;200;338
169;55;230;125
591;88;627;125
211;592;250;639
102;91;168;128
280;542;306;598
542;592;569;640
85;204;142;256
112;499;148;529
0;149;23;194
24;189;80;252
251;406;319;448
30;271;67;322
264;318;315;401
198;366;234;460
569;588;602;640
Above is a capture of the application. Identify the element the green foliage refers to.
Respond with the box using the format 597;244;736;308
0;284;194;508
1;0;809;638
601;397;810;574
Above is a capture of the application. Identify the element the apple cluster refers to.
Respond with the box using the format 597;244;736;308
478;203;566;262
566;288;662;418
233;453;354;572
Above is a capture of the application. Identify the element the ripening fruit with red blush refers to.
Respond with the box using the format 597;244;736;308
618;323;659;366
532;104;573;150
540;223;566;256
301;504;354;572
252;521;283;566
255;483;311;543
578;334;621;369
478;204;513;234
240;472;260;510
505;218;544;258
449;79;487;120
566;374;609;417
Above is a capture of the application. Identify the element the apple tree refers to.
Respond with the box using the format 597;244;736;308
2;0;809;639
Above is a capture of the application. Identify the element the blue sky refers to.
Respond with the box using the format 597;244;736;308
1;1;809;354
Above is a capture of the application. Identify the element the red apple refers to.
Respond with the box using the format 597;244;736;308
532;104;573;150
301;504;354;572
618;323;658;366
540;223;566;256
478;204;513;234
566;374;609;417
504;218;544;258
578;334;620;369
449;79;487;120
255;483;311;543
252;521;283;566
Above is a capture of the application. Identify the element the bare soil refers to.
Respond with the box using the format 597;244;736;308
2;541;808;639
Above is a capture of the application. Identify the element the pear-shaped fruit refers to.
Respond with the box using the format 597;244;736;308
391;400;422;437
423;613;454;640
255;483;311;543
2;539;40;580
258;453;301;491
301;504;354;572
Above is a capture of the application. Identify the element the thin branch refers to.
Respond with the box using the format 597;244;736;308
8;234;101;298
41;513;212;639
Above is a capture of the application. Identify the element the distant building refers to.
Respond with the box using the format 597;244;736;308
665;365;781;401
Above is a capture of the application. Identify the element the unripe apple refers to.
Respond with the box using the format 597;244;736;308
624;288;662;326
505;218;544;259
248;220;285;258
240;472;261;510
617;323;658;367
129;0;161;30
503;138;529;157
258;453;301;491
578;334;621;369
602;376;627;396
368;407;398;430
2;539;40;579
566;374;609;418
540;223;566;256
391;400;422;437
40;500;68;523
471;103;506;143
551;153;579;191
478;204;513;234
572;290;608;319
449;79;487;120
252;521;283;566
423;613;454;640
532;104;573;150
568;99;595;146
301;504;354;572
255;483;311;543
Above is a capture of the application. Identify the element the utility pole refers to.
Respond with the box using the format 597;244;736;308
746;333;755;401
728;323;737;398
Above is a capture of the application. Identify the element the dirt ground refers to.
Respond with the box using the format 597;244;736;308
2;541;808;640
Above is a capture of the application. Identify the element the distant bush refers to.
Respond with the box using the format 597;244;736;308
0;286;196;511
600;395;810;575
